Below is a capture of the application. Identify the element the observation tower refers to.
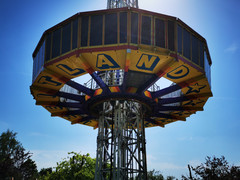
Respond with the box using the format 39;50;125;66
30;0;212;179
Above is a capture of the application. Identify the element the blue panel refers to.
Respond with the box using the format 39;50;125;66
121;71;128;91
183;28;191;60
72;18;78;49
137;74;158;93
158;96;188;105
45;33;52;61
155;18;165;48
90;15;103;46
91;72;111;94
66;80;94;96
141;16;151;45
57;91;85;102
199;41;204;68
168;21;174;51
177;25;182;54
81;16;89;47
105;13;117;45
33;40;45;82
120;12;127;43
58;102;83;108
131;12;138;44
158;106;185;111
152;84;181;99
62;22;71;54
192;35;199;65
204;51;211;87
63;109;86;116
52;28;61;58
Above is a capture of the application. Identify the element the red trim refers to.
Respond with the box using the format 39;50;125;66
138;13;141;44
33;13;79;57
80;7;176;22
125;58;130;72
165;20;168;48
152;16;154;46
177;18;206;42
44;50;77;67
170;53;204;73
178;74;205;88
86;67;94;74
77;45;137;54
33;7;211;66
131;8;176;20
33;8;176;57
79;7;129;16
44;45;138;67
156;67;171;77
45;68;70;83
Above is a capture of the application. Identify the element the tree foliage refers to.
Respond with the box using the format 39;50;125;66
39;152;96;180
182;156;240;180
0;129;38;179
39;167;53;177
39;152;178;180
147;169;176;180
147;169;164;180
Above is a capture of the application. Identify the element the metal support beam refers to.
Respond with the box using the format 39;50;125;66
66;80;94;96
91;72;111;94
95;100;147;180
152;74;205;99
107;0;138;9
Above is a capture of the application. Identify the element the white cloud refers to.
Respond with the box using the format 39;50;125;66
225;43;239;53
147;159;187;178
31;150;68;170
0;121;10;131
147;154;186;176
29;132;52;138
188;159;202;167
235;162;240;166
157;162;186;170
177;136;193;141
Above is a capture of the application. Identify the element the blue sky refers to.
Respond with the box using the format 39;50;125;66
0;0;240;178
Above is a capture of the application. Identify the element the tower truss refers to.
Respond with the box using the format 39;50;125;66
107;0;138;9
31;3;213;180
95;100;147;180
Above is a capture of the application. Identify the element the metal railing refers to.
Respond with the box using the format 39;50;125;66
84;70;124;89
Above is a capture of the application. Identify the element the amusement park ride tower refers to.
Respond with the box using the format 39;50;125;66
30;0;212;179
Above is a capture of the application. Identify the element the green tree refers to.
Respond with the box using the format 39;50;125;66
147;169;176;180
39;167;52;177
166;176;176;180
147;169;164;180
41;152;96;180
0;129;38;179
182;156;240;180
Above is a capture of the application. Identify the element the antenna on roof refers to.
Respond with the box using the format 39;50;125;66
107;0;138;9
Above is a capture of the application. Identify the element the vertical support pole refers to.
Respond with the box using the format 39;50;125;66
95;100;147;180
107;0;139;9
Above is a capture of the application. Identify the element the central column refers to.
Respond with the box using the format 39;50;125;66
107;0;139;9
95;100;147;180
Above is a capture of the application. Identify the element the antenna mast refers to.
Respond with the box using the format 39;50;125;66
107;0;138;9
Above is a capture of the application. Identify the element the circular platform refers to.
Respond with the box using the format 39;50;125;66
30;7;212;128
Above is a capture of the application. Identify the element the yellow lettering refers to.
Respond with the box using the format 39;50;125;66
138;55;156;68
97;55;114;68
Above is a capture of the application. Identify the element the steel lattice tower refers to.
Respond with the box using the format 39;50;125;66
95;2;146;179
95;99;147;179
31;0;212;179
107;0;138;9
